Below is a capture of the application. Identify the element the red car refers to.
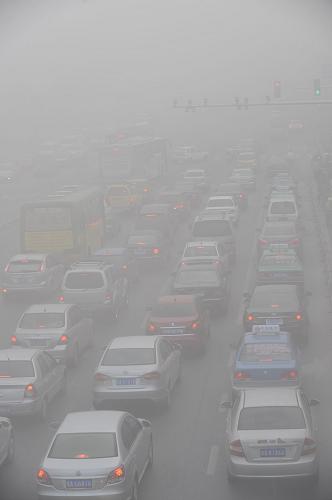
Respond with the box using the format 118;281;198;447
145;294;210;353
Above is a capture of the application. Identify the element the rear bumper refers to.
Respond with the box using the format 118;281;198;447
0;398;41;416
228;454;318;479
38;485;131;500
93;386;167;406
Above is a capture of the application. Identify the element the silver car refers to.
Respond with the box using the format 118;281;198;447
0;349;65;419
93;336;181;410
0;253;64;299
37;410;153;500
222;387;319;483
12;304;93;367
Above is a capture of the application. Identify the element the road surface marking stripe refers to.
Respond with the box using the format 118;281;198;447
206;445;220;476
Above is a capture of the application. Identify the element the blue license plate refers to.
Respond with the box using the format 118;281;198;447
266;318;283;325
260;447;286;458
116;378;137;386
162;329;184;335
66;479;92;489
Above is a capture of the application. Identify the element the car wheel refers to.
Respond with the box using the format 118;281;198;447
5;433;14;464
131;478;139;500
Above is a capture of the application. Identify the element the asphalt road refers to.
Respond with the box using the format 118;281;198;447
0;150;331;500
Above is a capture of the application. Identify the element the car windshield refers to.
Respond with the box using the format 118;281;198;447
239;343;292;362
260;255;299;266
19;313;65;329
48;433;118;459
262;224;296;237
184;246;218;257
270;201;296;214
193;220;231;237
238;406;305;430
102;348;156;366
7;260;43;273
0;360;35;378
176;269;218;285
152;301;196;317
65;272;104;289
207;199;233;208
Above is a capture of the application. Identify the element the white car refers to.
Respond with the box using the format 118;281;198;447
205;196;239;223
173;146;208;163
183;169;209;192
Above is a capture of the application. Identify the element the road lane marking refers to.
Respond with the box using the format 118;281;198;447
206;445;220;476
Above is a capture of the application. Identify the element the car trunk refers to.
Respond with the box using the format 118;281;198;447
239;429;306;462
0;377;34;402
16;330;62;348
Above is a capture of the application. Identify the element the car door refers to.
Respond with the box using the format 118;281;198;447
121;415;147;481
37;352;62;401
0;421;6;464
158;340;177;389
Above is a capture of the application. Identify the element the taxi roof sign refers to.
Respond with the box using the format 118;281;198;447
252;325;281;334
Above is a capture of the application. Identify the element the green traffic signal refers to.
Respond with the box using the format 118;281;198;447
313;78;321;96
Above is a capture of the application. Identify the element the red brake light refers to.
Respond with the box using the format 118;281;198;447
147;323;156;333
59;334;69;345
107;465;125;484
94;372;111;382
229;439;244;457
152;248;160;255
247;314;254;322
282;370;298;380
175;203;184;209
295;313;302;321
143;187;149;193
290;238;299;246
239;193;244;199
58;295;64;303
302;438;316;455
191;321;200;330
234;371;249;381
10;335;17;345
122;264;128;270
258;239;268;246
105;293;113;302
24;383;36;398
37;468;51;485
143;371;161;380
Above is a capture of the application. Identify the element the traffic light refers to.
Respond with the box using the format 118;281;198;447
313;78;321;96
273;80;281;98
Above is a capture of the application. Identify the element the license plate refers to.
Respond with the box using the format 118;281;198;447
162;328;184;335
66;479;92;489
260;447;286;458
266;318;283;325
29;339;49;347
116;378;137;386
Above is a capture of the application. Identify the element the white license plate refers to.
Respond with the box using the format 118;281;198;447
266;318;283;325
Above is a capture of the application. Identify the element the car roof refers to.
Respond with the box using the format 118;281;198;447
58;411;126;433
157;294;196;304
10;253;47;261
243;388;299;408
0;348;38;361
23;303;71;313
110;336;157;349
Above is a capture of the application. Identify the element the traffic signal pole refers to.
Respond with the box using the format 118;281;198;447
173;99;332;111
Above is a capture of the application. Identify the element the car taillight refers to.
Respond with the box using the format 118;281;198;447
301;438;316;456
295;313;302;321
191;321;200;330
152;247;160;255
258;239;268;246
234;371;249;381
105;293;113;302
10;335;17;345
37;468;51;485
58;295;64;303
239;193;245;199
39;262;46;272
24;383;36;398
143;371;161;380
147;323;156;333
58;334;69;345
290;238;299;246
143;187;149;193
175;203;184;209
94;372;111;382
229;439;244;457
122;264;128;270
281;369;298;380
247;314;254;322
106;465;125;484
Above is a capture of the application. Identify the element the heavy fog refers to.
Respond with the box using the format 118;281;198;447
0;1;331;500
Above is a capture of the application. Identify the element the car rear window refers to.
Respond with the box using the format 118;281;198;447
0;360;35;378
238;407;305;430
19;313;65;329
184;246;218;257
64;272;104;289
207;199;233;208
193;220;231;238
270;201;296;215
48;433;118;459
239;343;292;362
152;301;197;317
102;348;156;366
250;288;298;310
7;260;43;273
262;223;296;236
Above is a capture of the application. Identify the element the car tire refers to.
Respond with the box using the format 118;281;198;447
5;433;14;464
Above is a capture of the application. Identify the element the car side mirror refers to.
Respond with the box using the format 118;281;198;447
140;419;152;428
309;399;320;407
